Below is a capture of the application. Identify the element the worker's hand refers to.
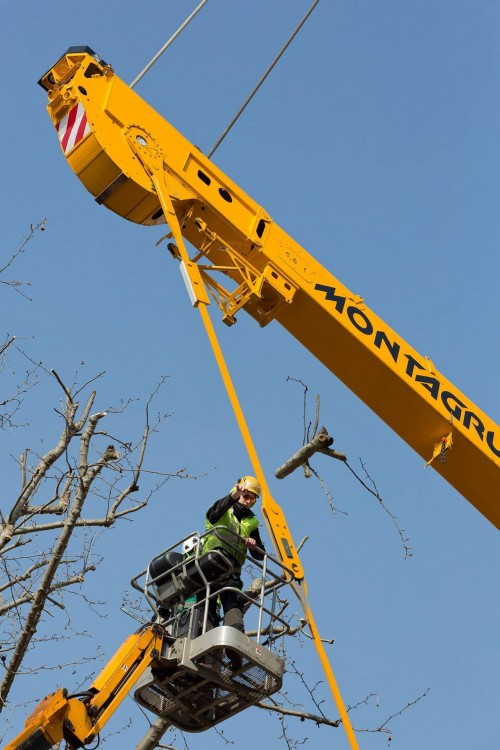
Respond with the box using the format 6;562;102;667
244;537;257;549
230;483;245;500
231;484;258;508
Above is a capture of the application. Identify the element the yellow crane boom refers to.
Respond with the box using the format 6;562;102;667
38;46;499;529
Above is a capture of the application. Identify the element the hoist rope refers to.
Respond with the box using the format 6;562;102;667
130;0;209;89
207;0;321;158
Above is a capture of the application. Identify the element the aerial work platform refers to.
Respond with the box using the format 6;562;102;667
130;529;291;730
135;626;283;731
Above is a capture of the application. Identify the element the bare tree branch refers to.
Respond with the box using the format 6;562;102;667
0;220;46;300
0;432;116;708
257;700;340;728
0;560;49;596
0;391;90;547
0;565;96;616
135;717;172;750
344;459;413;558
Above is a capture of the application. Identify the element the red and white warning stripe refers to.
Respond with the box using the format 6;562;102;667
55;102;91;154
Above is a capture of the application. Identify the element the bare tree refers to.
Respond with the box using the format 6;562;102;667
1;226;186;734
0;366;179;718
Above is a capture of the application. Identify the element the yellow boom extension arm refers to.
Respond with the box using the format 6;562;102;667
4;625;164;750
38;47;500;528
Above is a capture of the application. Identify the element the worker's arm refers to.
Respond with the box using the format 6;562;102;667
206;493;235;523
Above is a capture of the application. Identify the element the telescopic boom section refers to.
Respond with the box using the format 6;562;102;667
39;47;499;528
4;625;165;750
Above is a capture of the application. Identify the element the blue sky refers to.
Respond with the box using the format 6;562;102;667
2;2;499;749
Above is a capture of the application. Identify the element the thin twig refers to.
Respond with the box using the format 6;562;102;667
344;459;412;558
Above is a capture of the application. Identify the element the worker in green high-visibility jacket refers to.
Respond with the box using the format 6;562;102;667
202;476;265;634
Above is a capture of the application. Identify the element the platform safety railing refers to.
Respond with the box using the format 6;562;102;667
130;528;295;646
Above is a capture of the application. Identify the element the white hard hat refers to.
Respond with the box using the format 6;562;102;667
183;536;198;555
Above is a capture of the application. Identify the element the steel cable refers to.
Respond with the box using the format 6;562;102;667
208;0;321;158
130;0;209;89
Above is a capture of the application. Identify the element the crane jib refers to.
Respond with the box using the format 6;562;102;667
315;283;500;460
37;47;499;527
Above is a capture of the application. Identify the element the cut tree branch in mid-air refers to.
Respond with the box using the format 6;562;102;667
275;426;346;479
282;377;412;556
